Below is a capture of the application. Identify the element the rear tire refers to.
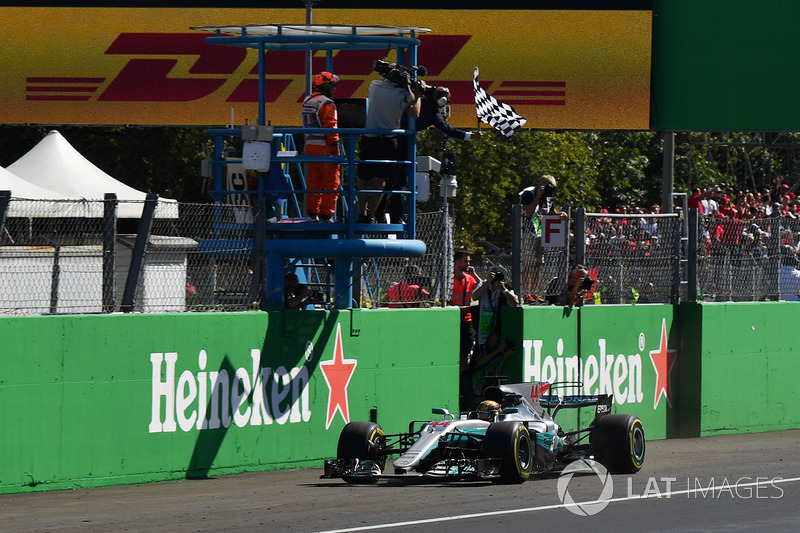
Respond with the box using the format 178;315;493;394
591;414;645;474
337;421;385;483
481;421;533;484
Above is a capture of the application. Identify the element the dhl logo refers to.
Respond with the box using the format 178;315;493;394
25;33;566;107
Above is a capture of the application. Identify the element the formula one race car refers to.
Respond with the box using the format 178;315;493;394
322;380;645;484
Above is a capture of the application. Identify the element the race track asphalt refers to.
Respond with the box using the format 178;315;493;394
1;429;798;532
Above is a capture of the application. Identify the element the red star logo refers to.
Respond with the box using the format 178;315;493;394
531;382;551;401
649;318;678;409
320;323;358;430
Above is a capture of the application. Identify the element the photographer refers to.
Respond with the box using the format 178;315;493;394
357;61;423;224
471;265;519;346
559;265;593;307
284;272;323;310
463;265;518;409
520;174;568;302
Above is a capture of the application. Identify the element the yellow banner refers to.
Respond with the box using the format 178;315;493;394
1;8;651;129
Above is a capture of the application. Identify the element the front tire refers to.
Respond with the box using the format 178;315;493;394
482;421;533;484
337;421;385;483
591;414;645;474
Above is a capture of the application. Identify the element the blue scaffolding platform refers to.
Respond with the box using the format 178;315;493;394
192;24;431;310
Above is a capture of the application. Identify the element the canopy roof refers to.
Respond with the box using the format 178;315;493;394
0;164;98;218
7;131;177;218
191;24;430;51
191;24;431;37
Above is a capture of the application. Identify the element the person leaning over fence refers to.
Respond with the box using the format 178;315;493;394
519;174;568;302
302;71;340;222
385;264;430;308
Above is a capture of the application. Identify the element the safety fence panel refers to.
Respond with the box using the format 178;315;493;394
149;202;255;312
0;199;256;315
581;212;682;304
361;210;453;308
696;214;795;302
0;199;105;315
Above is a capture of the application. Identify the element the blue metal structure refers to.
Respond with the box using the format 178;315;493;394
193;24;430;310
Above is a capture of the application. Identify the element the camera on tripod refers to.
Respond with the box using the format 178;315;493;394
372;59;427;96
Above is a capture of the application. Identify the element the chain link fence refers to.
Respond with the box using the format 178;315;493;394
359;210;453;308
696;214;800;301
580;212;684;304
3;196;798;315
0;198;254;315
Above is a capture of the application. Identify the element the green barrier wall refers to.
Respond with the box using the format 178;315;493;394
0;309;459;494
677;302;800;437
501;302;800;441
3;302;799;494
501;304;678;441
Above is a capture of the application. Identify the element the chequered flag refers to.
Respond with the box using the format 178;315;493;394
473;67;527;137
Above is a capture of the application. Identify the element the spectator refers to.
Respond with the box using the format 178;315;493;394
385;264;430;307
688;188;705;213
451;250;481;409
779;252;800;301
301;71;341;221
357;64;422;224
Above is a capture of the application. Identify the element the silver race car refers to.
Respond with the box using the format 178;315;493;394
322;380;645;484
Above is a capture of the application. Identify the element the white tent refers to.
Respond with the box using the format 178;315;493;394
8;130;178;218
0;164;99;218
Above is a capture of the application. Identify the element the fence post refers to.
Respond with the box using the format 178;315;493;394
687;208;698;301
102;193;118;312
121;194;158;313
0;191;9;239
768;215;781;300
671;213;681;304
441;208;453;305
49;246;61;314
512;202;522;297
575;207;585;267
251;197;266;307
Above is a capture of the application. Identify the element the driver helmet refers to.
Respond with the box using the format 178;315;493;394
476;400;501;421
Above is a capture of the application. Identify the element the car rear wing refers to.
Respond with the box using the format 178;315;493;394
535;381;613;419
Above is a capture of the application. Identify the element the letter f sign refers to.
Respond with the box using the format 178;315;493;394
542;215;565;247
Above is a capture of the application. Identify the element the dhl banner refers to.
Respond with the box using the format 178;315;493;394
1;8;651;129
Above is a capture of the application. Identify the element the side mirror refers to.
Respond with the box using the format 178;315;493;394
432;407;454;420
